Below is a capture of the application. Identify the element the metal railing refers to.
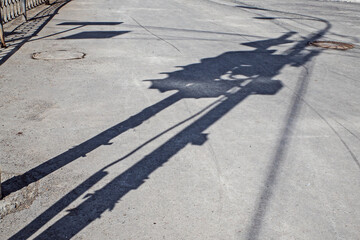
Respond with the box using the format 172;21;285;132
0;0;50;47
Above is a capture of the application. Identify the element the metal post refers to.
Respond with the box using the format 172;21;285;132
21;0;27;21
0;166;2;199
0;12;6;48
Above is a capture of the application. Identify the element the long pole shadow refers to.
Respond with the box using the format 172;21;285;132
1;0;329;198
4;1;335;238
244;7;331;240
245;57;314;240
2;92;182;197
7;96;224;239
33;76;283;240
9;28;325;238
1;29;275;198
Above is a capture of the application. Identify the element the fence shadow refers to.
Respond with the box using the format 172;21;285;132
59;31;130;39
0;0;70;66
9;30;323;239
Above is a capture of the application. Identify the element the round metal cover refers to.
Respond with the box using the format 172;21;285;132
32;50;86;60
308;41;354;50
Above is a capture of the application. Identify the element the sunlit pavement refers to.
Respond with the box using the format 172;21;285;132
0;0;359;239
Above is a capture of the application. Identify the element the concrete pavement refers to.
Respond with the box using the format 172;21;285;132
0;0;360;239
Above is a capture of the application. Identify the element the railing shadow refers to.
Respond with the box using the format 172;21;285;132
0;0;70;66
8;21;124;42
59;31;130;39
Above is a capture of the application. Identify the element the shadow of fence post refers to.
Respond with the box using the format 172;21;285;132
0;166;2;199
0;0;57;48
0;14;6;47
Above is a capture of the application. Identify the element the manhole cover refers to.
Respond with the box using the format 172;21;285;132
32;50;86;60
308;41;354;50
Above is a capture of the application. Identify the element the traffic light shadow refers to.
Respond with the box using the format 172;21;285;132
9;30;325;239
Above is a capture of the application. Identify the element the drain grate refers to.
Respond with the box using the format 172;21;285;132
308;41;354;50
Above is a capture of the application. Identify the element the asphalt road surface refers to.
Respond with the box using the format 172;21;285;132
0;0;359;239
